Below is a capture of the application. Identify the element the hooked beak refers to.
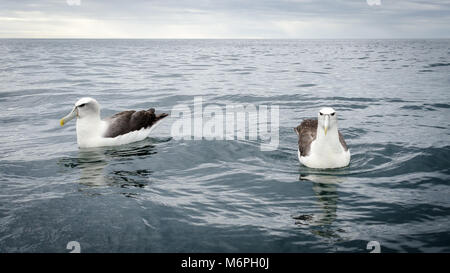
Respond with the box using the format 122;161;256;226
323;115;329;136
60;107;78;126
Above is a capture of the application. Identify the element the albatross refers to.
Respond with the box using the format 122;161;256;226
60;97;168;148
294;107;350;169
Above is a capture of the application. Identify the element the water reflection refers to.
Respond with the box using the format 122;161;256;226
294;172;347;240
111;169;153;188
77;149;108;187
59;140;159;190
104;143;158;158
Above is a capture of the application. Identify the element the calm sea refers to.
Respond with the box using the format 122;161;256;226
0;39;449;252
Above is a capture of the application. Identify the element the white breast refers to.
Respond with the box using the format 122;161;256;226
298;138;350;169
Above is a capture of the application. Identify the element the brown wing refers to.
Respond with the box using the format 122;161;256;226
294;119;317;157
339;131;348;151
103;108;168;138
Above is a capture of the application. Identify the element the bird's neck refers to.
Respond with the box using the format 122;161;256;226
316;125;338;141
315;126;342;153
76;115;105;146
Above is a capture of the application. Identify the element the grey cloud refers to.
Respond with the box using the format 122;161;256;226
0;0;449;38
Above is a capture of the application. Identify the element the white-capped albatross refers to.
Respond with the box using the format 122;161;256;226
60;97;168;148
294;107;350;169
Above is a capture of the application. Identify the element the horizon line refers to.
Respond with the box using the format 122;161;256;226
1;37;449;40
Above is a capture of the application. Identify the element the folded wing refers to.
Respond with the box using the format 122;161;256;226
104;108;168;138
295;119;317;157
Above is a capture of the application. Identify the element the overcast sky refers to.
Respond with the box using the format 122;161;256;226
0;0;449;38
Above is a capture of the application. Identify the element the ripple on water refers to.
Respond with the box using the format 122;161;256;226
0;39;450;253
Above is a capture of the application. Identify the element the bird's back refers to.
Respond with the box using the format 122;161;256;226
104;108;168;138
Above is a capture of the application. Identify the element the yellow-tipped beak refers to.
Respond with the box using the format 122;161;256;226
323;115;329;136
60;107;77;127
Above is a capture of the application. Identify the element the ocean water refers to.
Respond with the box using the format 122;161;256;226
0;39;449;253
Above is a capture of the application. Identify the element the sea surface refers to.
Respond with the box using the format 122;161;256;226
0;39;449;253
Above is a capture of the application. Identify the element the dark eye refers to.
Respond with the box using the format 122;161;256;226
331;112;335;116
78;103;86;108
319;112;323;116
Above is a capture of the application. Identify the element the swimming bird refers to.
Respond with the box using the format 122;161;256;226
294;107;350;169
60;97;168;148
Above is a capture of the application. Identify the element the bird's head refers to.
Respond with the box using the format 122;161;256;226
317;107;337;136
60;97;100;126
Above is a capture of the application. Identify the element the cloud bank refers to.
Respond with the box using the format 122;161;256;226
0;0;449;38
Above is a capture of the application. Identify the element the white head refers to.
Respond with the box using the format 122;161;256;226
60;97;101;126
317;107;338;136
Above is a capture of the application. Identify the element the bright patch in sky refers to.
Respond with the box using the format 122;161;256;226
0;0;449;38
